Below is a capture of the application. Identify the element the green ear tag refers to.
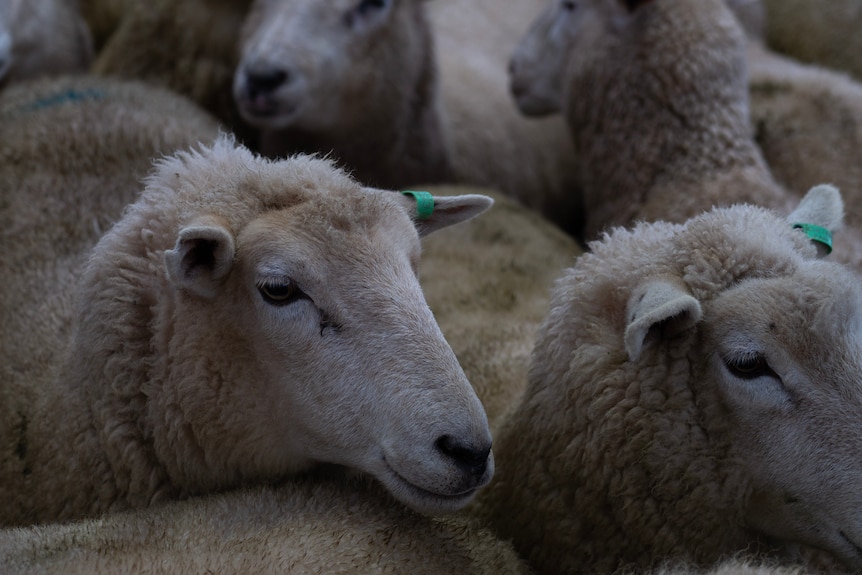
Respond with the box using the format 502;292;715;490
401;190;435;219
792;223;833;254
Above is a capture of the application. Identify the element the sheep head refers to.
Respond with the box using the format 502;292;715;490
75;136;494;516
233;0;431;133
483;185;862;572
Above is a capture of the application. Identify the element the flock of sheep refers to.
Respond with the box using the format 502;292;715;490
2;0;862;573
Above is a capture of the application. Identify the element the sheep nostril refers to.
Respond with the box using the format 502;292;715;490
435;435;491;478
245;67;289;98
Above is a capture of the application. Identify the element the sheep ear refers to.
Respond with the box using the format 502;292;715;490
625;280;702;361
398;191;494;238
787;184;843;258
164;217;236;299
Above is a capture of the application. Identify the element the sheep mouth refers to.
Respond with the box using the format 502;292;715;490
237;96;300;127
381;461;480;514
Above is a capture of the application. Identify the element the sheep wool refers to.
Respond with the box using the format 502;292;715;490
474;185;862;574
1;122;497;526
0;471;530;575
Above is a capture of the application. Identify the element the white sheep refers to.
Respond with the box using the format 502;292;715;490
0;472;529;575
473;184;862;574
506;0;862;270
0;130;497;526
233;0;452;189
761;0;862;83
512;0;789;238
0;0;93;87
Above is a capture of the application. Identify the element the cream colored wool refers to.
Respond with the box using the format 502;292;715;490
0;128;496;526
90;0;251;137
746;43;862;269
0;75;221;525
558;0;790;239
0;472;530;575
474;186;862;574
509;0;862;269
420;186;582;431
0;0;93;87
762;0;862;83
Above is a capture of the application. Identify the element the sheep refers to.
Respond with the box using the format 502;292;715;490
87;0;585;234
506;0;862;270
761;0;862;83
519;0;792;238
0;0;93;87
0;129;497;526
0;75;223;403
420;185;583;431
0;471;530;575
233;0;452;190
472;184;862;574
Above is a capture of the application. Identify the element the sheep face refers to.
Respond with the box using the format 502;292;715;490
482;186;862;571
508;0;585;117
234;0;428;132
0;0;92;86
508;0;633;118
139;141;494;515
702;267;862;570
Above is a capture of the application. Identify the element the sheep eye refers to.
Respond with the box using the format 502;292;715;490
258;280;306;306
561;0;577;11
357;0;389;16
723;354;775;380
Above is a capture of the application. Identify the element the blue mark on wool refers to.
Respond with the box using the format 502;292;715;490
23;88;105;111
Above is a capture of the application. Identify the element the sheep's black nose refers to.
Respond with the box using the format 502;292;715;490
245;67;289;97
436;435;491;478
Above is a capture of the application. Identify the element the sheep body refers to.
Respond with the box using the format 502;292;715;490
474;185;862;574
0;472;529;575
762;0;862;83
512;0;862;268
1;111;495;525
0;0;93;86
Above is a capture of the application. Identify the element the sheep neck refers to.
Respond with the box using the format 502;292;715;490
258;23;452;190
566;0;774;237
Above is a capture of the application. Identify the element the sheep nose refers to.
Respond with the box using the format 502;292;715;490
435;435;491;478
244;66;290;98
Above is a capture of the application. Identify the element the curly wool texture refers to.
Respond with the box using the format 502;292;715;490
746;42;862;269
0;472;530;575
562;0;790;241
762;0;862;83
474;189;862;574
